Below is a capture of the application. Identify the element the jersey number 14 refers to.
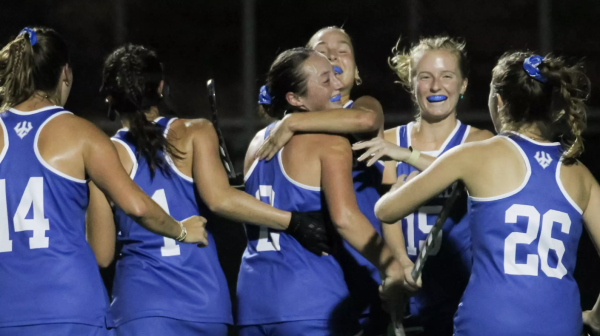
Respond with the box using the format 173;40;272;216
0;177;49;252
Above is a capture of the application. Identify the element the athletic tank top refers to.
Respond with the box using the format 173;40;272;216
0;106;110;327
396;120;472;320
237;125;355;326
110;117;232;326
454;133;583;336
337;99;384;321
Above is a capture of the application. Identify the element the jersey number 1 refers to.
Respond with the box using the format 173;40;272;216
0;177;50;252
152;189;181;257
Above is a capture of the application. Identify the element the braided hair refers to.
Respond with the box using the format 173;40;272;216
0;27;69;110
101;44;182;177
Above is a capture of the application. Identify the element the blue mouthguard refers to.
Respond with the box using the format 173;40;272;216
427;95;448;102
333;66;343;75
330;94;341;102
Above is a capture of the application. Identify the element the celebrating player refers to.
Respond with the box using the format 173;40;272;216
376;51;598;336
87;44;331;336
237;47;404;336
254;26;388;335
0;27;208;336
354;36;493;336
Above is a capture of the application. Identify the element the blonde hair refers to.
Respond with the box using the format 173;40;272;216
388;35;468;92
0;27;69;111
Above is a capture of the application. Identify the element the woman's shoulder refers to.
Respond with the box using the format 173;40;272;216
465;125;495;142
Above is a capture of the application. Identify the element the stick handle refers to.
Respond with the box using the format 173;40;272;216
411;181;463;281
206;79;238;181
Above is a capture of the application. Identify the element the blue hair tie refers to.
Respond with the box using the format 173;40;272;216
258;85;272;105
19;27;37;46
523;55;547;83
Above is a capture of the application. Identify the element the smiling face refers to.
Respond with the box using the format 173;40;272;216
288;53;344;112
308;28;356;96
412;49;467;122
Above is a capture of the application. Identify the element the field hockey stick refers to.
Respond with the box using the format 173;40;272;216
411;181;464;281
206;79;244;188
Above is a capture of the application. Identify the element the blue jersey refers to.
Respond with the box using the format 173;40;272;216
337;99;385;326
395;120;472;323
110;117;232;326
237;126;355;326
0;106;110;327
454;133;583;336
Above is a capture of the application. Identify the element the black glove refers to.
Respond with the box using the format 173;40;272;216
286;211;332;256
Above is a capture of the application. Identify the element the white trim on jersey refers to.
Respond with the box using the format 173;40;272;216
555;161;583;215
343;100;354;108
163;118;193;183
111;138;138;180
507;131;561;146
278;149;321;191
461;125;472;144
0;116;8;165
154;117;165;123
470;136;532;202
33;111;87;184
244;158;259;182
406;120;463;157
396;120;464;168
8;105;63;115
116;127;129;133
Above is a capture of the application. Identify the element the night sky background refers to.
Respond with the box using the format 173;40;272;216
2;0;600;332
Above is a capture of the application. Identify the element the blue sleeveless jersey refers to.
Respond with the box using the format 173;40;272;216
454;133;583;336
110;117;232;326
237;126;355;326
395;120;472;322
337;99;385;323
0;106;110;327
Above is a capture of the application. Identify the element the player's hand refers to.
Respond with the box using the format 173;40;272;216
180;216;209;246
391;171;420;192
379;264;407;313
583;310;600;336
353;137;410;166
286;211;332;256
256;114;295;161
402;260;422;292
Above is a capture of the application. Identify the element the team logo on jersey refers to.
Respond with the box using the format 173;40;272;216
534;151;552;169
14;121;33;139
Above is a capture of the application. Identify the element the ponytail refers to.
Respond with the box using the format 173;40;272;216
102;44;182;177
492;52;590;165
539;59;589;164
0;27;68;110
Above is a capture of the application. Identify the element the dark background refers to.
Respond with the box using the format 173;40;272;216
2;0;600;329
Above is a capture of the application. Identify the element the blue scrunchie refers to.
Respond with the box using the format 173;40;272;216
258;85;272;105
19;27;37;46
523;55;547;83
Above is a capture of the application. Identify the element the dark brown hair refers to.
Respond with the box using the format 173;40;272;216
259;47;315;120
492;51;590;164
101;44;182;176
